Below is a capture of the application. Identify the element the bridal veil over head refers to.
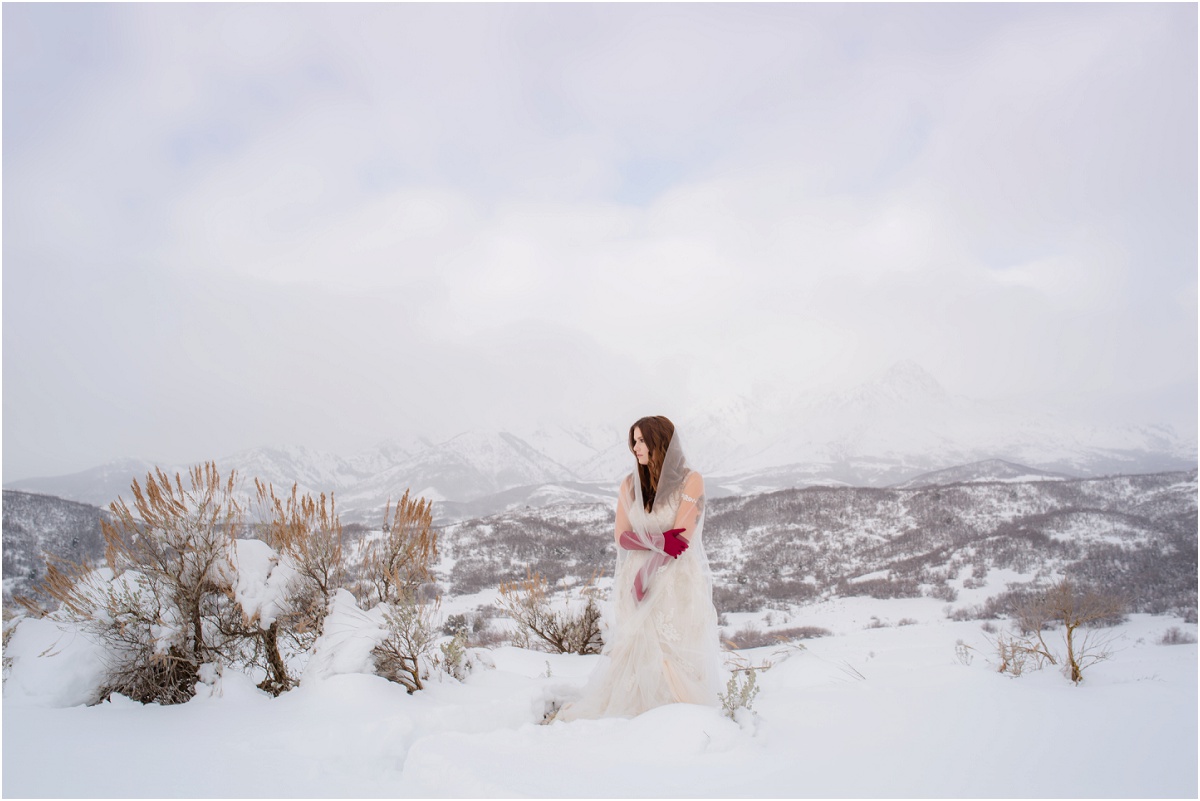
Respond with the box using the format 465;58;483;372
619;427;709;601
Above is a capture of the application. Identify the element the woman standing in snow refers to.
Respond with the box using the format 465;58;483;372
556;416;722;720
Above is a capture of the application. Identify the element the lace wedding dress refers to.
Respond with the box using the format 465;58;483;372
557;433;722;721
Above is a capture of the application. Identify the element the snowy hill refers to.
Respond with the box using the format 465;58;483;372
4;596;1195;797
2;491;107;602
437;469;1198;618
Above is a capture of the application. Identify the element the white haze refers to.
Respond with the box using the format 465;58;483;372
3;3;1196;480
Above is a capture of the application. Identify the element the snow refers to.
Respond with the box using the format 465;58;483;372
302;589;390;682
4;602;1195;797
3;616;108;708
228;538;296;628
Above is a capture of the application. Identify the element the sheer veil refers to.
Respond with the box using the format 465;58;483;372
619;428;710;601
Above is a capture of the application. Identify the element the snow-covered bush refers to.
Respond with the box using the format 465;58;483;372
301;589;389;682
15;462;450;703
433;630;496;682
248;481;351;694
26;464;247;704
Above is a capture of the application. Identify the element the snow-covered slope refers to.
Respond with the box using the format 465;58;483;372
3;605;1195;797
2;491;106;602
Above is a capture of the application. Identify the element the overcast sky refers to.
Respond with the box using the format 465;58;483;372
4;3;1196;480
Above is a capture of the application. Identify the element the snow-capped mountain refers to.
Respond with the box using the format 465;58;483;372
686;361;1196;489
891;459;1075;489
216;445;372;496
5;361;1194;517
336;430;582;522
4;458;162;510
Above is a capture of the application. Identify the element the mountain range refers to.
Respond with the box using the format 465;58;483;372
6;362;1194;523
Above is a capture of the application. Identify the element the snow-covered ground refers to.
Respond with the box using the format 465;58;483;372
4;598;1195;798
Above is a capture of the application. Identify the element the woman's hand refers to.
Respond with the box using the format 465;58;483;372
619;529;689;557
662;528;689;558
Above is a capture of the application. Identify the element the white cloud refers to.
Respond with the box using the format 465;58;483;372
3;3;1194;478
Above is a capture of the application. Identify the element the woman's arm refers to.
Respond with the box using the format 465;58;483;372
670;471;705;542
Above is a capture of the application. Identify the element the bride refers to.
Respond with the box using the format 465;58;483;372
556;415;723;721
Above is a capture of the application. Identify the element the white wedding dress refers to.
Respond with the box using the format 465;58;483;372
557;462;723;721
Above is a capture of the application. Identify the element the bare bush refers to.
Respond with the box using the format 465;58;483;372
945;605;979;622
928;583;959;602
1014;579;1125;683
371;591;440;693
839;576;922;600
723;625;830;649
1158;626;1197;645
712;583;761;614
986;629;1055;677
356;491;443;693
442;611;503;648
3;606;20;683
497;571;603;655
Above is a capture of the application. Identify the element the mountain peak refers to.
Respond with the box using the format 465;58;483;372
877;360;946;396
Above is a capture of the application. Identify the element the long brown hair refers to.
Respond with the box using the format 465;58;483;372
629;415;675;512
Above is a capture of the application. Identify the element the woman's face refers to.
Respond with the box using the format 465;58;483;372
632;427;649;465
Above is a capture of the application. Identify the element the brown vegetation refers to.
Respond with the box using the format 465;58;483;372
498;570;603;655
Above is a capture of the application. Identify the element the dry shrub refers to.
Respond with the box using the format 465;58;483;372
355;491;437;607
250;482;350;694
1015;579;1124;684
986;629;1051;677
372;591;440;693
1158;626;1197;645
498;570;602;655
724;625;830;650
29;464;245;704
362;492;442;693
